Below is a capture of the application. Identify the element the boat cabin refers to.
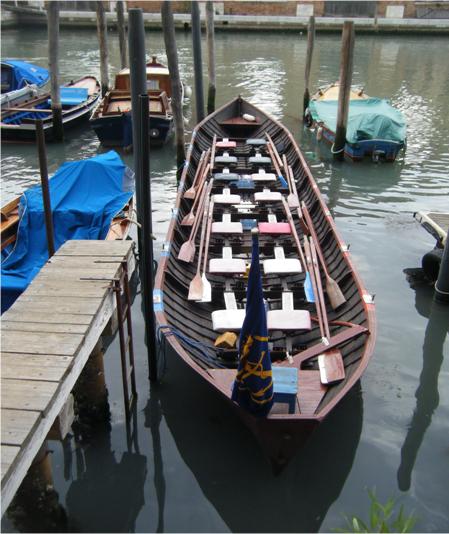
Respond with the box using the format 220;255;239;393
113;56;172;98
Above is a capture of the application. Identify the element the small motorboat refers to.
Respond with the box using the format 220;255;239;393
154;96;376;468
1;76;101;142
304;82;406;162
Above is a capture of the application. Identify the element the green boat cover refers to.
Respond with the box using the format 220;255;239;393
309;98;406;144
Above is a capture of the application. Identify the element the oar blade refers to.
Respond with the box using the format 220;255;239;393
181;213;195;226
304;271;315;302
318;349;345;385
188;274;203;301
200;274;212;302
326;277;346;310
177;241;195;263
287;193;300;209
183;188;196;199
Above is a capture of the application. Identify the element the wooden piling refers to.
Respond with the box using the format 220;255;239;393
46;1;63;142
116;0;128;69
303;15;315;118
333;21;355;161
205;1;216;114
96;0;110;96
36;120;55;258
191;1;205;123
161;0;186;171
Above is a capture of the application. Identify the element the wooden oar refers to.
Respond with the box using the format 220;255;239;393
210;134;217;171
300;201;346;309
281;198;314;303
188;182;213;300
181;163;210;226
266;141;288;188
178;183;208;263
303;237;324;334
282;155;299;209
183;149;208;199
200;197;215;302
309;237;345;384
265;132;283;170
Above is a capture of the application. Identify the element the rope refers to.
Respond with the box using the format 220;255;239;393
330;143;345;155
157;324;227;369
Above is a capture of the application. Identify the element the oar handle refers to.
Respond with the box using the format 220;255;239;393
189;163;210;213
288;165;299;198
281;198;307;271
301;201;330;278
210;134;217;171
303;236;325;339
196;181;213;276
188;181;208;241
202;199;215;275
310;237;331;340
266;141;282;178
282;154;292;193
265;132;283;170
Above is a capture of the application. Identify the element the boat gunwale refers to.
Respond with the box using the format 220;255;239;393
154;96;376;422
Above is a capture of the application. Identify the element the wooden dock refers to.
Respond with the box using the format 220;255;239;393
1;239;135;511
415;211;449;245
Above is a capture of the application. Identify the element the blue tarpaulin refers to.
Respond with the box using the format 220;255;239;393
1;151;134;313
1;59;49;92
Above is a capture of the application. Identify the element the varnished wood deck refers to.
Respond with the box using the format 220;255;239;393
1;239;135;511
414;211;449;244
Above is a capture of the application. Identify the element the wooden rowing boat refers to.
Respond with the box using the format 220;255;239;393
154;96;376;469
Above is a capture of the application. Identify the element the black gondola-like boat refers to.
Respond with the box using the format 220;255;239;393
154;96;376;468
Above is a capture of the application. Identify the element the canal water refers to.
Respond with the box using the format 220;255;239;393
1;25;448;533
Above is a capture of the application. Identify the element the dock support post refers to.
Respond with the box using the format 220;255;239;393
139;93;158;382
435;231;449;303
205;0;216;114
161;1;186;173
191;1;205;123
36;119;55;258
303;16;315;118
333;20;355;161
96;0;110;96
47;1;63;142
116;0;128;69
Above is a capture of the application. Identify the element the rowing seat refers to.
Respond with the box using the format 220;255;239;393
229;179;255;190
267;292;311;331
211;292;246;331
209;247;247;274
216;138;236;149
215;151;237;166
272;366;298;414
211;213;243;234
254;189;282;203
251;170;276;182
248;154;271;165
246;138;267;146
263;246;302;274
213;188;241;205
214;170;240;181
259;214;291;235
241;219;258;231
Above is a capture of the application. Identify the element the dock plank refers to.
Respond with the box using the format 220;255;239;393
1;379;59;412
2;321;87;334
1;409;42;447
2;354;72;382
1;311;92;325
13;296;103;315
1;446;20;480
1;331;84;355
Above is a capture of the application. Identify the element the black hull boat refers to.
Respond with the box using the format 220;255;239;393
154;96;376;468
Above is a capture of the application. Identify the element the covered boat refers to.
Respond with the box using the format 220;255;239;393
90;56;187;147
305;82;406;162
1;76;101;142
1;151;135;313
154;96;376;468
1;59;49;94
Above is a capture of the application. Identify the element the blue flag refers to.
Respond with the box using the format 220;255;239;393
232;231;273;417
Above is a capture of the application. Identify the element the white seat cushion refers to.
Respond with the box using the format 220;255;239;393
213;193;241;204
267;310;311;331
212;309;246;332
209;258;247;274
254;191;282;202
251;172;276;182
263;258;302;274
212;222;243;234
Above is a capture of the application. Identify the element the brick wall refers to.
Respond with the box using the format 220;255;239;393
223;1;297;16
127;1;191;14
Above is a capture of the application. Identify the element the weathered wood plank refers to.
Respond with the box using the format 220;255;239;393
1;446;20;479
57;240;132;256
34;268;119;280
1;331;84;356
1;409;42;447
47;255;124;267
2;354;72;381
1;379;59;412
25;283;109;298
1;311;92;325
12;296;102;315
297;371;327;415
1;321;87;334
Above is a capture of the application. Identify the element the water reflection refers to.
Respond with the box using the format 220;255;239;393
145;350;363;533
397;277;449;492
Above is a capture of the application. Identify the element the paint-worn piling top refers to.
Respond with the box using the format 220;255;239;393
1;239;135;512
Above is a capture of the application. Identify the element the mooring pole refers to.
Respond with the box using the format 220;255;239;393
161;1;186;173
139;94;158;381
435;232;449;303
116;0;128;69
303;15;315;118
35;120;55;258
205;1;216;114
47;1;63;142
96;0;110;96
333;20;355;161
191;1;205;123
